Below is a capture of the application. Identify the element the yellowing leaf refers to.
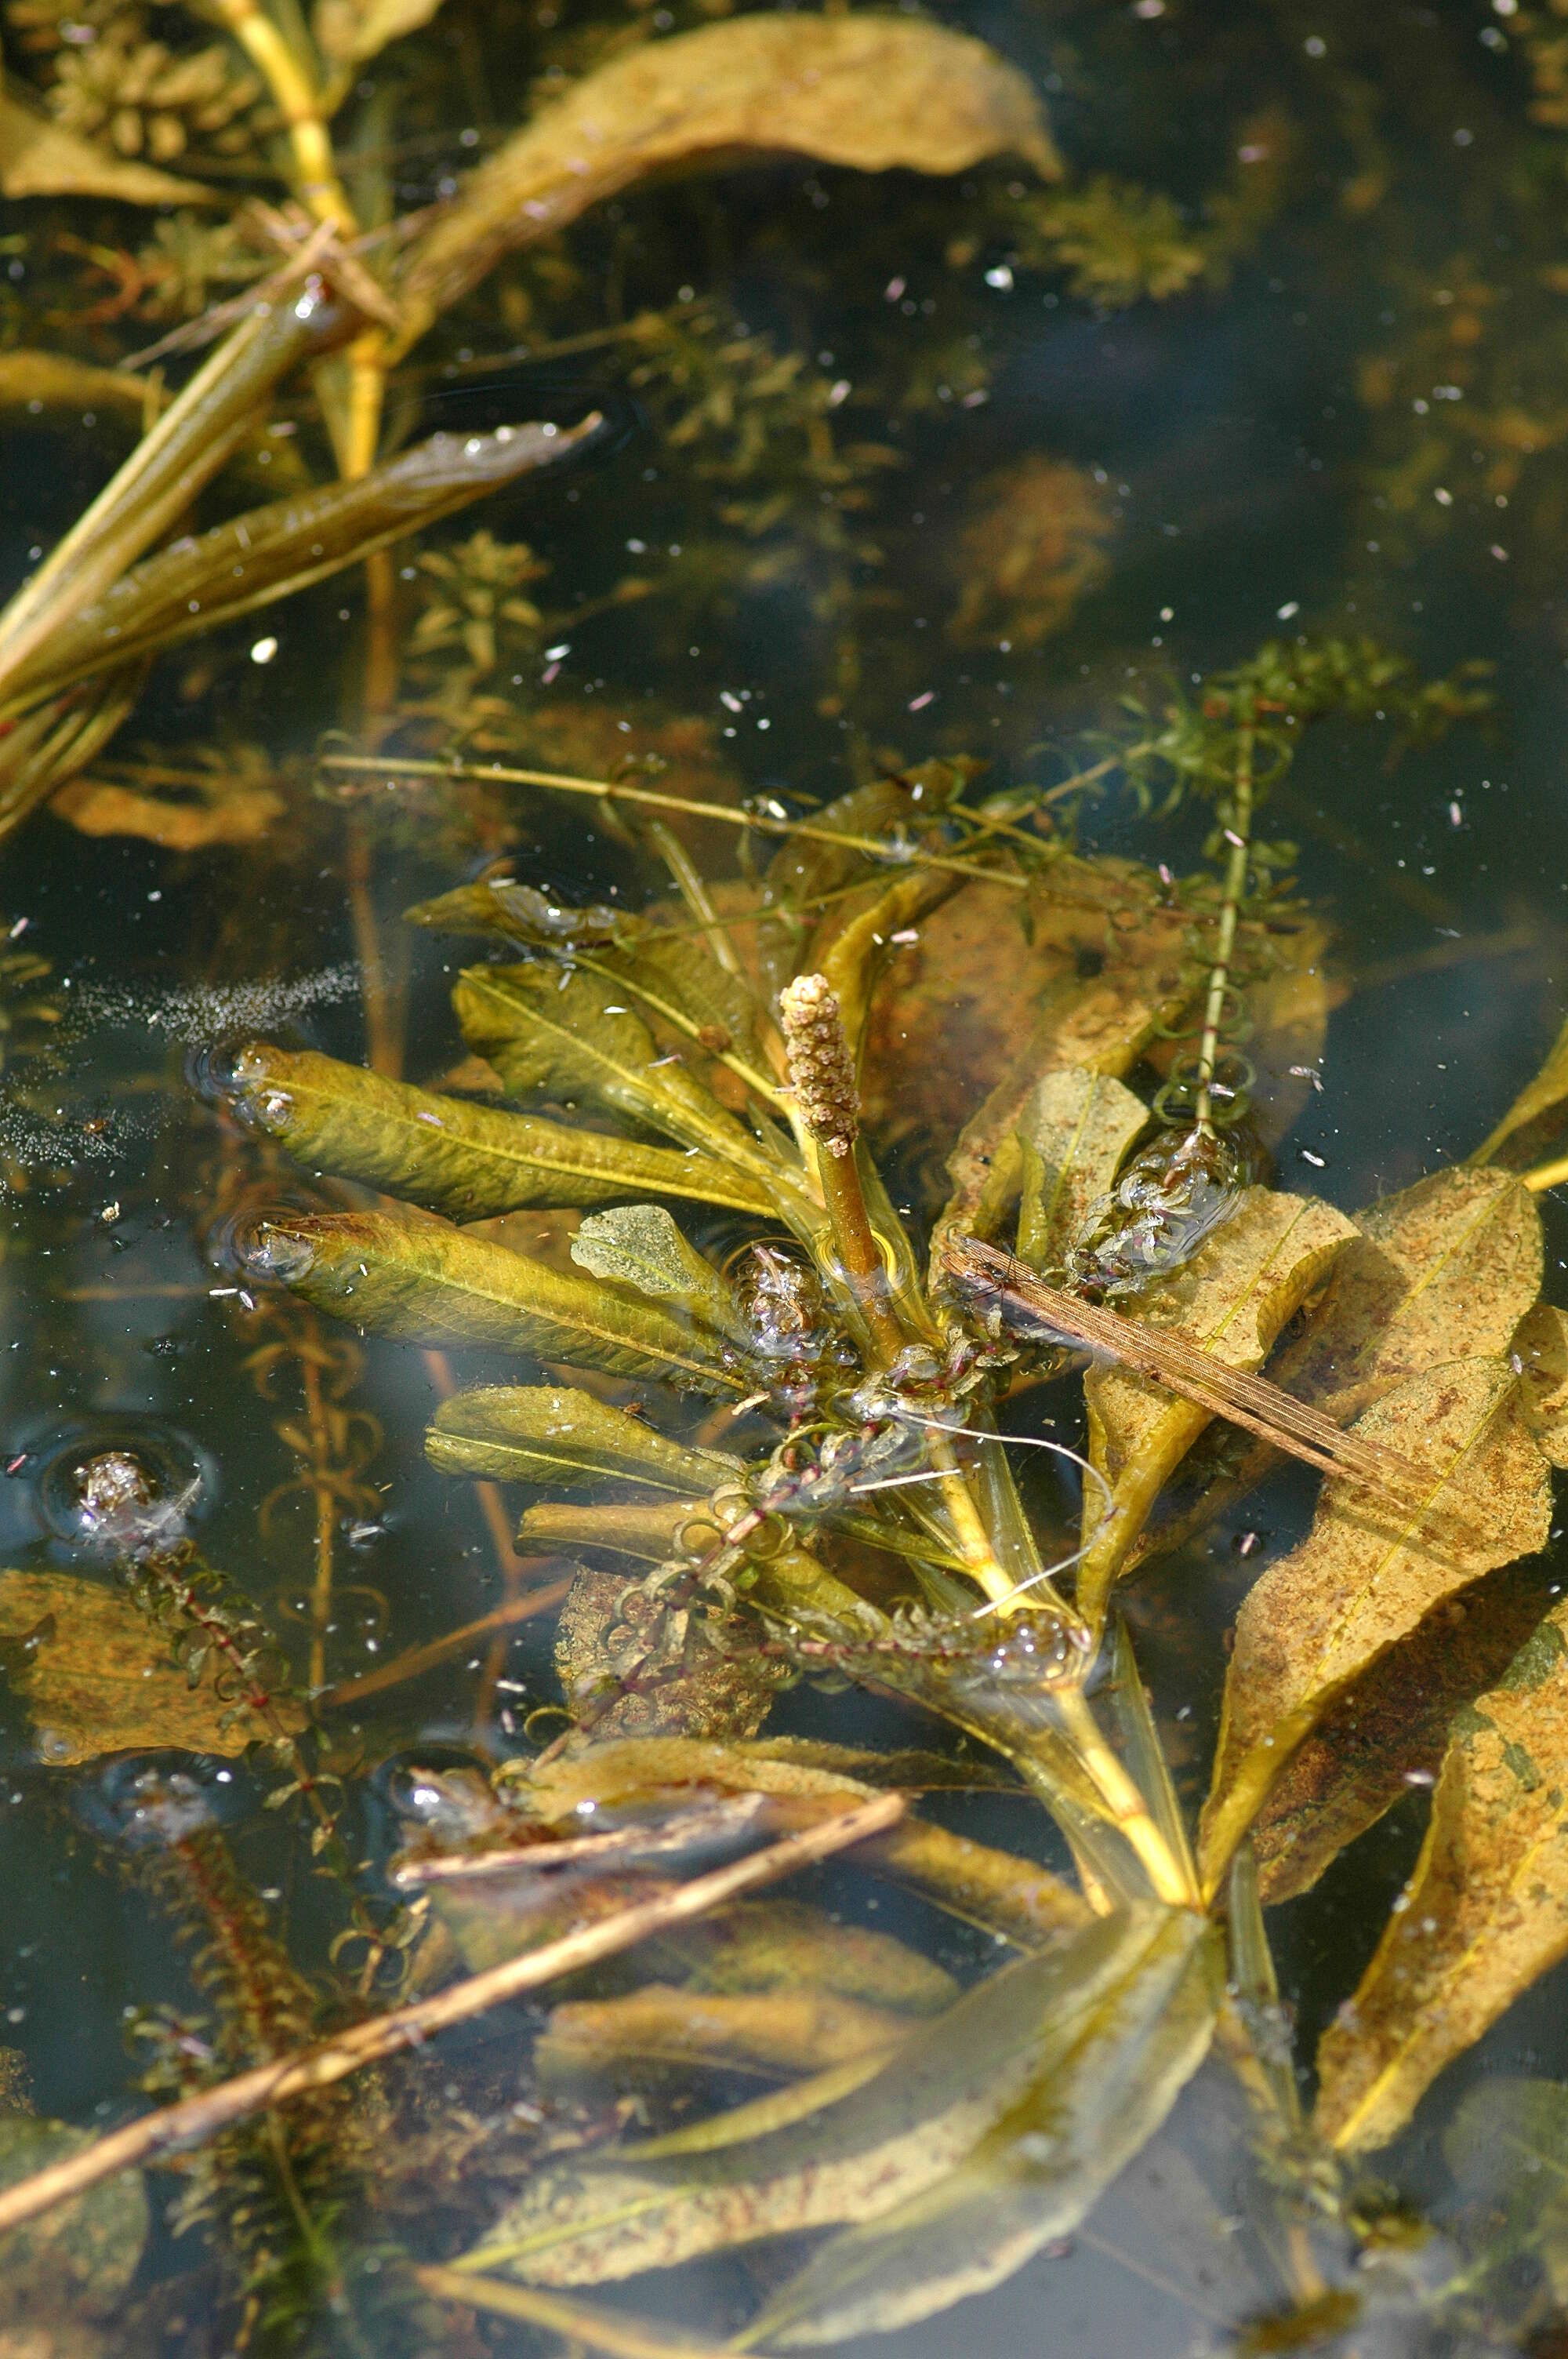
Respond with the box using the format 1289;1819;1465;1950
228;1045;773;1218
1016;1068;1149;1274
535;1985;910;2088
314;0;446;67
743;1909;1219;2346
1314;1601;1568;2154
1126;1165;1541;1577
0;89;214;205
1515;1301;1568;1467
426;1383;740;1492
1074;1187;1356;1633
254;1208;749;1394
1472;1009;1568;1168
0;1569;296;1765
394;17;1059;347
49;777;283;849
1199;1358;1552;1897
1251;1556;1552;1904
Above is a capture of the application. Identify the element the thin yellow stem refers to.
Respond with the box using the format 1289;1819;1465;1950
1051;1688;1195;1907
204;0;355;232
1523;1151;1568;1193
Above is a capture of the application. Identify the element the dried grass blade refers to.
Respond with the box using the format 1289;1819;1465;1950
946;1237;1433;1506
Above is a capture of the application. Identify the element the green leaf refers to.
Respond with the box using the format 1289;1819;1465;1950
519;1496;713;1560
427;1383;741;1492
3;419;604;709
742;1908;1219;2346
461;1911;1169;2288
1442;2077;1568;2301
453;961;779;1185
1200;1357;1552;1898
408;878;621;946
571;1205;742;1339
0;1568;300;1765
229;1044;774;1217
393;16;1059;351
1016;1068;1149;1274
0;2111;149;2320
252;1209;749;1394
535;1986;909;2091
1075;1187;1356;1634
1314;1598;1568;2154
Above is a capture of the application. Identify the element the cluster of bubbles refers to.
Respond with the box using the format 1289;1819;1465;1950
8;1418;210;1559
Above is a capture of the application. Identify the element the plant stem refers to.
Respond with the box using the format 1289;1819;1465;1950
1051;1688;1195;1907
0;1793;903;2241
1193;723;1254;1136
205;0;355;232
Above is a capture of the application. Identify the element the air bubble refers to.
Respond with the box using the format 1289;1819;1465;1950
24;1419;211;1558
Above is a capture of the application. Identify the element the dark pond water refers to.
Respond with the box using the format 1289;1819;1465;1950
5;0;1568;2350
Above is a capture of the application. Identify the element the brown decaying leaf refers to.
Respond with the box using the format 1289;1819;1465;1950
1072;1188;1357;1630
1314;1601;1568;2154
1251;1555;1554;1905
1198;1357;1552;1897
0;1569;300;1765
394;16;1059;348
946;456;1114;649
49;776;284;849
0;88;215;204
1126;1165;1539;1575
1515;1300;1568;1466
554;1566;782;1742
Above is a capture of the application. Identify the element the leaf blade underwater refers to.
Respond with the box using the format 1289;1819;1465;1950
250;1210;749;1394
426;1383;742;1492
394;15;1059;347
1314;1599;1568;2154
461;1907;1178;2288
1199;1356;1552;1897
742;1907;1221;2346
1016;1067;1150;1273
226;1044;775;1218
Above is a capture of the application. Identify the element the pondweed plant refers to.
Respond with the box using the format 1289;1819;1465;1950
0;642;1524;2344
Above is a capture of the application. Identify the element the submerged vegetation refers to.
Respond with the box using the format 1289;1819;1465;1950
12;0;1568;2353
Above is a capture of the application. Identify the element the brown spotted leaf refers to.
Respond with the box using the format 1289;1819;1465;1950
1074;1188;1356;1633
1515;1301;1568;1467
0;1570;299;1765
1198;1358;1552;1896
1314;1601;1568;2154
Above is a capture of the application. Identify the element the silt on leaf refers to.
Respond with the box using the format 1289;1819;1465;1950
571;1205;744;1342
1074;1187;1356;1634
1016;1067;1149;1274
0;1568;299;1765
1315;1600;1568;2154
1200;1356;1552;1899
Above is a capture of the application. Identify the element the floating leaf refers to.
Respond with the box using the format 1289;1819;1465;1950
465;1911;1165;2288
1315;1600;1568;2154
536;1985;910;2088
1074;1188;1356;1632
1472;1009;1568;1169
394;16;1059;348
743;1908;1219;2346
454;961;778;1187
314;0;448;67
0;1568;296;1765
2;420;604;709
0;86;213;205
1200;1358;1552;1897
1128;1165;1541;1573
572;1205;741;1339
1251;1556;1554;1904
0;2113;148;2320
228;1045;772;1218
426;1383;740;1492
251;1209;748;1394
519;1496;710;1561
1016;1068;1149;1273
